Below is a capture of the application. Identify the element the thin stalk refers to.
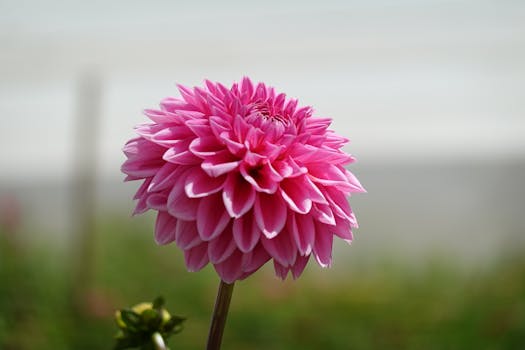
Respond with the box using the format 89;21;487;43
206;280;235;350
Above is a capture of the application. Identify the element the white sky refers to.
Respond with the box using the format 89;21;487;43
1;0;524;181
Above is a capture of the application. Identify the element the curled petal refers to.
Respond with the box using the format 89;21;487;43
271;157;307;179
189;136;223;157
241;244;271;273
254;192;287;238
146;193;168;211
154;211;177;245
324;186;353;221
201;150;241;177
223;173;256;218
196;193;230;241
137;124;194;147
312;202;336;226
291;255;310;279
232;211;260;253
133;177;152;201
289;213;315;256
148;163;182;192
167;177;199;220
163;148;201;165
185;168;226;198
132;178;153;215
184;242;209;272
308;164;353;191
261;230;296;267
280;174;327;214
240;162;278;194
208;225;237;264
331;216;354;243
313;223;333;268
175;220;202;250
123;137;165;159
345;169;367;193
273;261;290;280
214;249;244;283
185;119;212;138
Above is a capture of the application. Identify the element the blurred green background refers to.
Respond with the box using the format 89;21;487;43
1;215;525;349
2;0;525;349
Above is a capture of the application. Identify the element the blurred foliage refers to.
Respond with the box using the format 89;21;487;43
1;216;524;349
114;296;185;350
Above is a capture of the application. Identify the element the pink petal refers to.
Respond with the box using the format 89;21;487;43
123;137;165;160
154;211;177;245
240;163;278;194
222;173;256;218
133;196;149;216
220;132;245;155
214;249;244;283
122;158;164;178
289;213;315;256
307;164;353;191
284;98;298;115
208;224;236;264
196;193;231;241
209;116;232;140
291;255;310;279
148;163;183;192
239;76;254;102
201;150;241;177
232;115;252;144
138;125;195;147
184;242;209;272
254;193;287;238
261;230;296;267
324;187;352;221
313;224;333;268
175;220;202;250
132;178;153;215
331;216;354;242
312;202;336;226
176;84;197;105
189;136;224;157
292;144;353;164
232;211;260;253
273;261;289;280
146;193;168;211
163;148;201;165
185;119;212;138
241;244;271;273
143;109;180;124
133;177;152;200
279;177;313;214
280;175;327;212
344;169;367;193
185;169;226;198
167;179;199;220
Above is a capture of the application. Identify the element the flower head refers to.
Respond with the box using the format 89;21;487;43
122;77;365;283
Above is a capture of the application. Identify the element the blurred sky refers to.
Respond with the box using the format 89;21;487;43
1;0;524;181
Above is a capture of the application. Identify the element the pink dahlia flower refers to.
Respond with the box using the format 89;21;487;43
122;77;365;283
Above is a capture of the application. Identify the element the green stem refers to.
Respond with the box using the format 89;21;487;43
152;332;167;350
206;280;235;350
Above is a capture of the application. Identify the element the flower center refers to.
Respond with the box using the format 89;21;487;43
251;102;289;126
